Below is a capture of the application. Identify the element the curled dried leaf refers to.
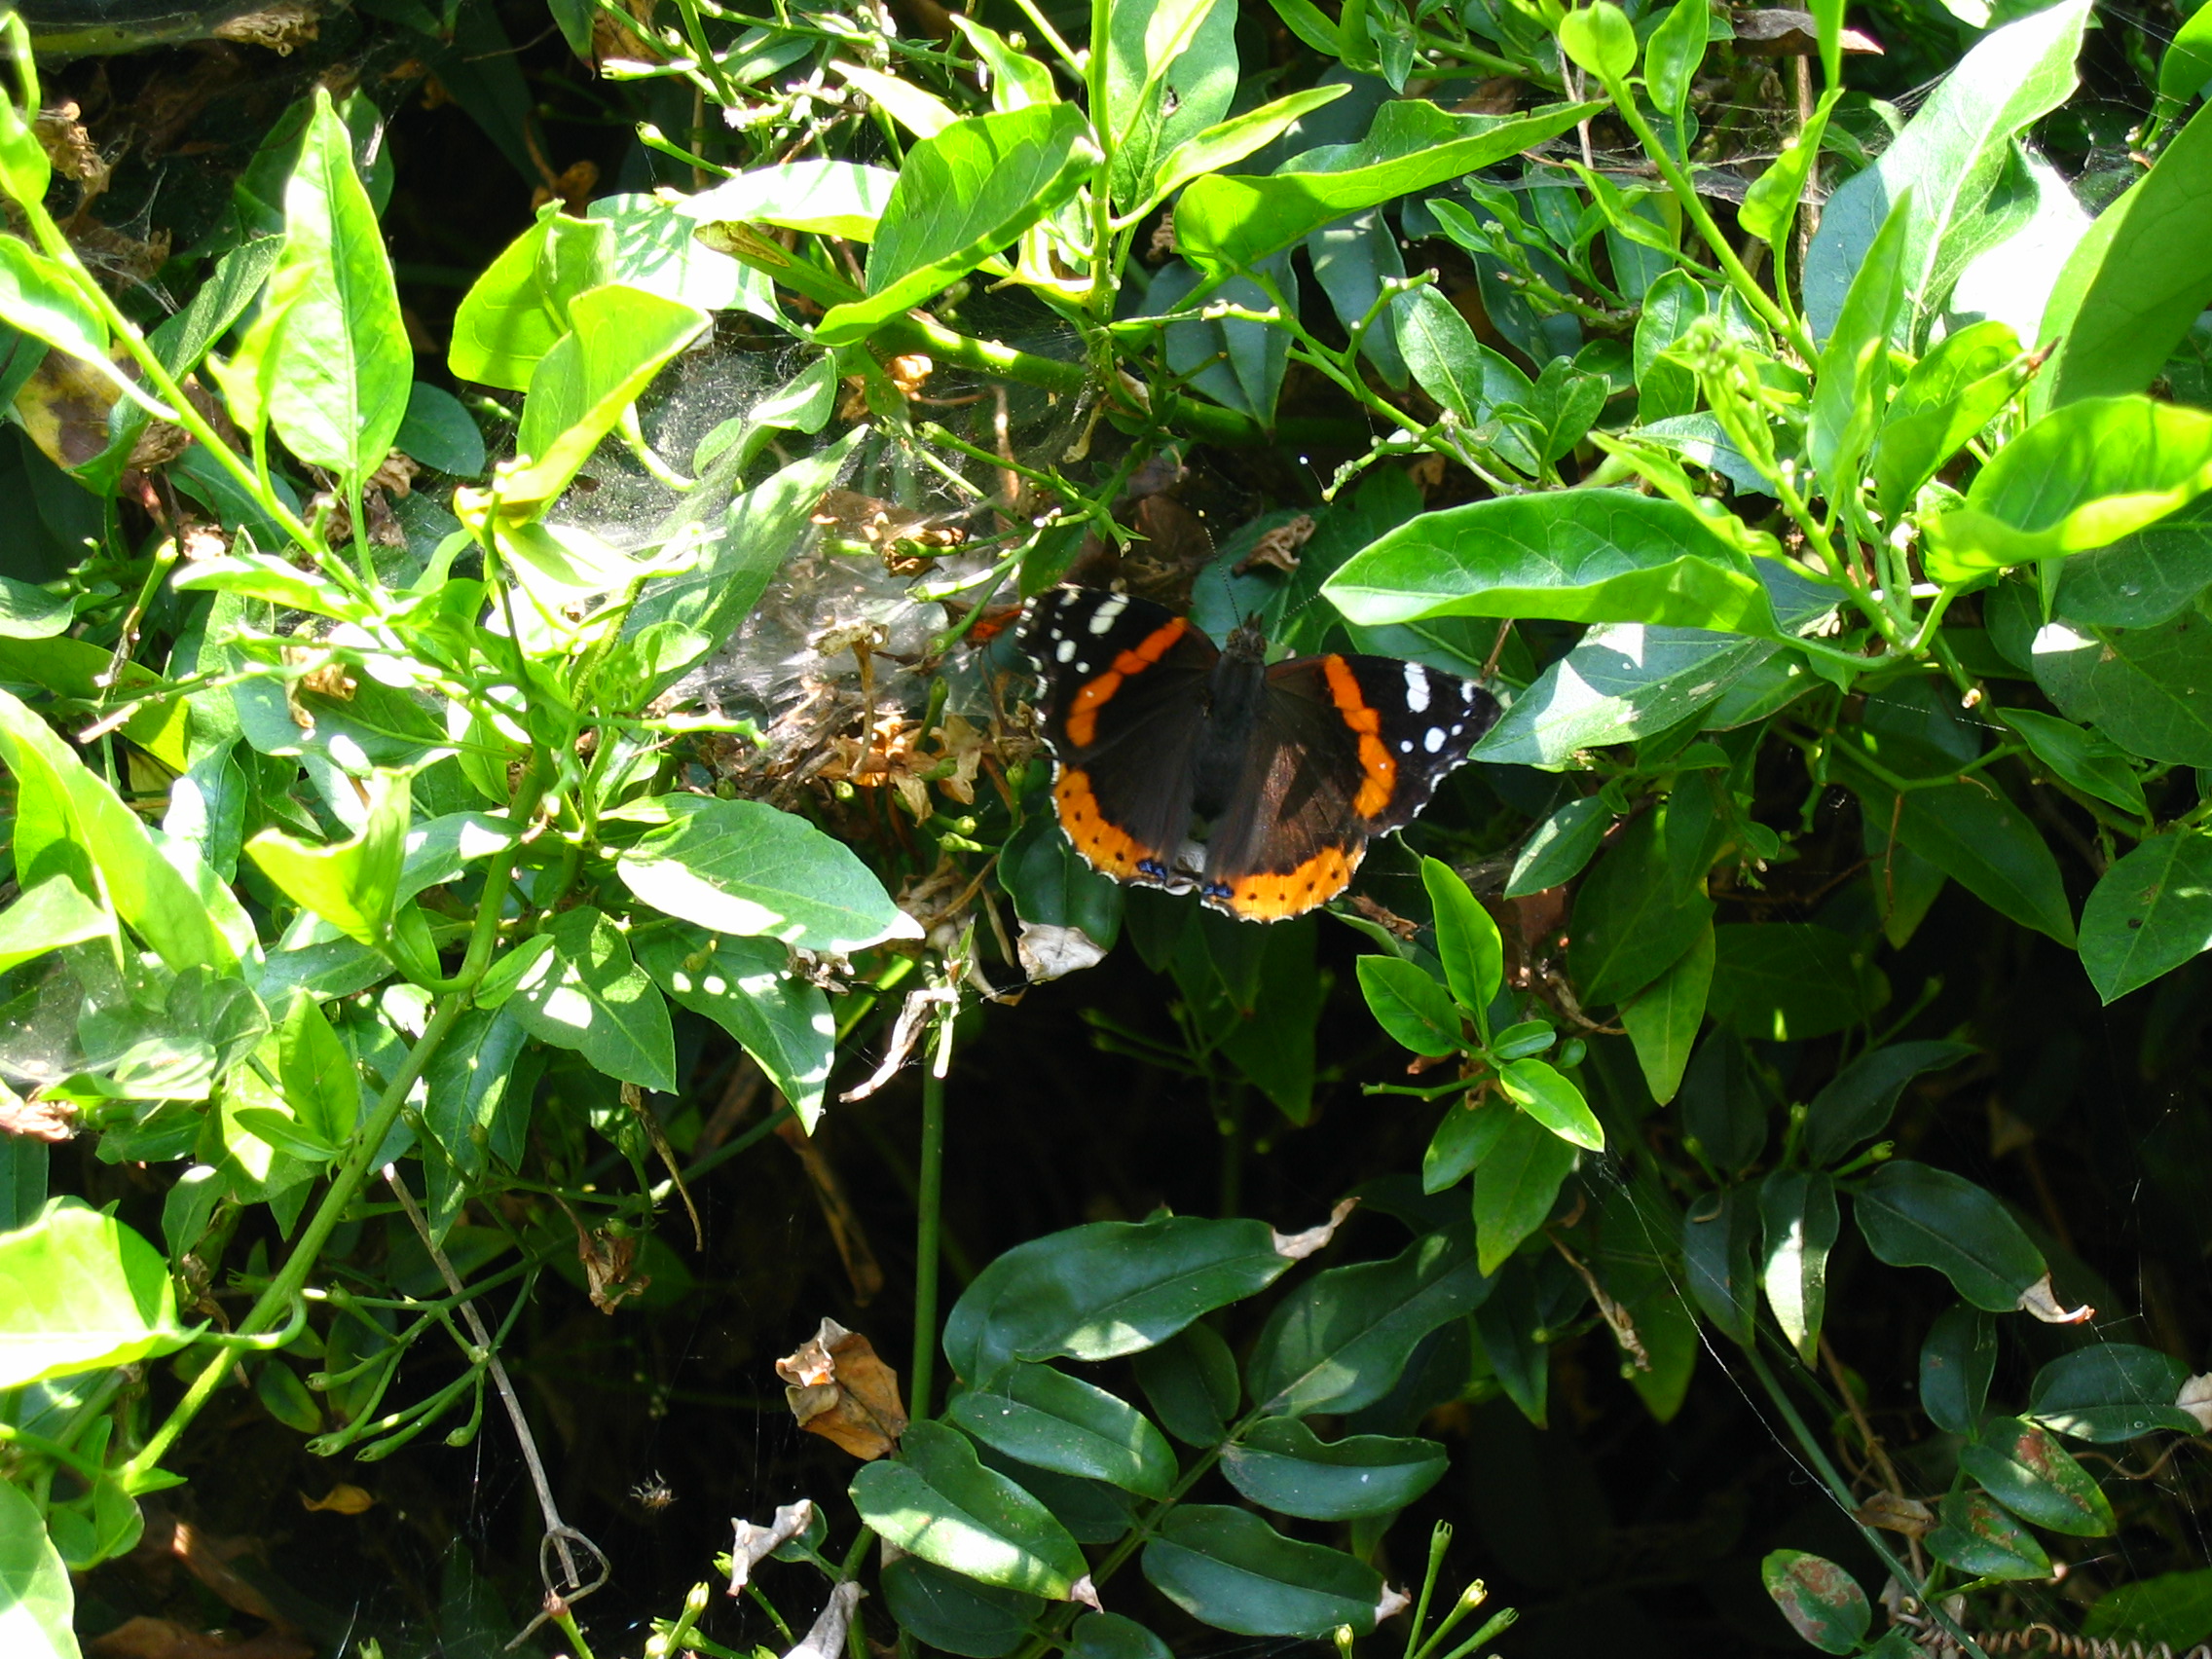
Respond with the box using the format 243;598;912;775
1271;1198;1359;1260
299;1484;376;1515
785;1580;865;1659
729;1498;816;1595
2177;1373;2212;1433
777;1318;907;1458
2015;1274;2092;1325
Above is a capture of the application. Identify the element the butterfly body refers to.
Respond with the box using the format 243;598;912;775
1020;587;1501;922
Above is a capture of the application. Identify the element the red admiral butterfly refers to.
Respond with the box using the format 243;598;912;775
1021;587;1502;922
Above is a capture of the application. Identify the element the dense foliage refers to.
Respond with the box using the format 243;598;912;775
2;0;2212;1652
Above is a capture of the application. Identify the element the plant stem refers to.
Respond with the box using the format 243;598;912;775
909;1043;948;1421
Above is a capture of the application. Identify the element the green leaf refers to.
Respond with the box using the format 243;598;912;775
1805;1040;1974;1165
1760;1551;1870;1656
1706;923;1883;1042
1485;625;1781;764
277;994;356;1148
492;283;710;514
2028;1344;2198;1442
1355;955;1462;1057
447;208;609;391
679;160;900;240
1423;858;1501;1022
1067;1614;1171;1659
2038;99;2212;410
1642;0;1711;123
948;1363;1179;1499
1496;1059;1604;1152
1174;100;1601;276
615;796;922;955
1504;795;1611;897
1423;1098;1513;1194
1567;806;1715;1007
852;1421;1089;1600
1131;1323;1239;1448
2031;610;2212;768
0;1479;80;1659
1926;396;2212;579
816;105;1096;344
1109;0;1237;206
944;1216;1297;1382
1998;707;2147;817
1325;491;1783;637
1856;775;2075;945
2085;1568;2212;1652
881;1556;1039;1659
395;381;487;476
2052;493;2212;629
0;235;114;395
265;89;411;482
1246;1227;1492;1417
244;769;409;950
1142;1506;1386;1638
1854;1160;2047;1312
1739;89;1839;255
635;926;834;1130
1803;0;2090;344
1960;1416;2117;1536
1619;923;1713;1105
1557;1;1636;82
1393;287;1538;474
1472;1110;1577;1274
1809;188;1911;490
1920;1303;1996;1436
422;1006;535;1179
1221;1418;1447;1520
1681;1188;1758;1346
1134;87;1352;219
0;1199;193;1388
0;687;237;973
1874;319;2025;520
509;905;678;1093
2079;831;2212;1003
1925;1488;2050;1581
0;876;110;975
1758;1170;1838;1363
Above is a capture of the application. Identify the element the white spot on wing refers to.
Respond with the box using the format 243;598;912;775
1087;595;1127;635
1423;727;1446;754
1054;638;1077;663
1404;662;1429;712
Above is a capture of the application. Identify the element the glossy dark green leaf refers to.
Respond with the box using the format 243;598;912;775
508;905;678;1093
1758;1170;1838;1362
1961;1416;2117;1536
817;105;1096;343
1504;795;1611;898
1326;492;1781;637
1681;1189;1758;1346
1760;1551;1870;1655
395;382;486;476
2038;98;2212;410
1393;287;1537;474
1805;1040;1974;1165
1001;814;1123;963
1480;626;1777;768
851;1422;1089;1599
1422;858;1502;1023
1854;1161;2046;1312
1706;923;1883;1042
2079;830;2212;1004
1856;775;2075;945
2051;493;2212;629
1920;1303;1997;1437
1471;1109;1577;1274
1925;1488;2050;1580
1497;1059;1603;1152
1131;1323;1239;1448
949;1363;1178;1499
1568;808;1715;1008
1174;99;1600;276
1066;1613;1172;1659
2028;1344;2198;1442
423;1006;534;1180
2032;609;2212;769
276;994;356;1149
616;796;921;956
2083;1567;2212;1652
1221;1417;1447;1519
881;1555;1040;1658
1142;1506;1386;1637
635;926;833;1129
944;1216;1297;1382
1999;707;2147;818
1620;925;1714;1107
1422;1098;1514;1194
1104;0;1237;206
1246;1226;1493;1416
1356;956;1463;1057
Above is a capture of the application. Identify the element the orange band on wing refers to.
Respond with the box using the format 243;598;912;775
1053;768;1154;880
1064;617;1190;748
1321;655;1396;819
1211;841;1365;922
